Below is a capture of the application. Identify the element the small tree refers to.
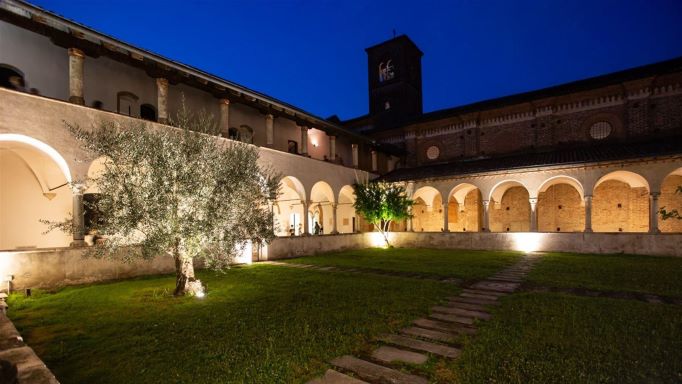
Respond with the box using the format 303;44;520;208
660;186;682;221
46;105;279;296
353;181;412;247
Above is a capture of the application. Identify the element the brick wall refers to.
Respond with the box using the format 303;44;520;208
489;186;530;232
593;180;648;232
538;184;585;232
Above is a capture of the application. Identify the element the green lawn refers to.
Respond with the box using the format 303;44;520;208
281;248;523;280
449;292;682;384
8;265;454;384
526;252;682;297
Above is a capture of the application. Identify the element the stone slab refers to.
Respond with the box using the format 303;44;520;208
429;313;475;325
470;281;520;293
432;306;491;320
448;296;500;306
413;318;477;335
307;369;369;384
459;292;499;301
443;301;489;312
462;288;506;297
371;345;428;365
401;326;459;343
330;355;427;384
379;334;461;358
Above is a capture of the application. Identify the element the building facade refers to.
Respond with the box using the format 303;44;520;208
0;0;681;256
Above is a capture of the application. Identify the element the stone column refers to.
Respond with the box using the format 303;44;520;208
219;98;230;136
649;192;661;234
584;195;593;233
71;184;87;245
331;203;339;234
265;114;274;146
352;144;359;168
406;181;415;232
329;135;336;160
371;150;378;172
300;126;309;155
482;200;490;232
68;48;85;105
442;202;449;232
156;78;169;124
302;199;310;236
529;197;538;232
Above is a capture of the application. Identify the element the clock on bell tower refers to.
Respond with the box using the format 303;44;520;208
366;35;423;129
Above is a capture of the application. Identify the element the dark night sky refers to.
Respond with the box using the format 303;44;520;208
30;0;682;120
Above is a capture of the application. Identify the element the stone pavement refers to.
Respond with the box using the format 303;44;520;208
306;253;543;383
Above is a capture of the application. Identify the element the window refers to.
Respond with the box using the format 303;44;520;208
140;104;157;121
0;64;25;91
117;91;139;117
384;101;391;110
589;121;612;139
228;127;240;140
287;140;298;154
238;125;253;144
426;145;440;160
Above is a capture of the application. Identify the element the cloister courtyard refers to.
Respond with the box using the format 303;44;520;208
6;248;681;384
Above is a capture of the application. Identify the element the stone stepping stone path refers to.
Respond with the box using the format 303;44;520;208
307;253;542;383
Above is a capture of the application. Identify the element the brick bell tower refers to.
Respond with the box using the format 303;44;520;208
366;35;423;130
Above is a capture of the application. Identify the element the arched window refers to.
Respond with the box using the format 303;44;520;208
228;127;240;141
238;125;253;144
140;104;157;121
0;64;25;91
117;91;139;117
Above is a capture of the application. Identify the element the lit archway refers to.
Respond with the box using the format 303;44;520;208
0;134;72;249
659;168;682;233
337;185;357;234
593;170;649;232
537;176;585;232
489;180;530;232
448;183;483;232
412;186;442;232
274;176;306;236
309;181;335;234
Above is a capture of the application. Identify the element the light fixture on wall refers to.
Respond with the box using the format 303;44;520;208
311;139;318;148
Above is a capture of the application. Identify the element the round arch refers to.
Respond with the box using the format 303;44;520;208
537;176;585;232
447;183;483;232
412;186;441;207
336;185;358;234
0;133;72;184
448;183;480;205
309;181;335;234
537;176;585;201
1;134;73;249
594;170;649;192
489;180;529;203
593;170;649;232
412;186;443;232
274;176;306;236
310;181;335;204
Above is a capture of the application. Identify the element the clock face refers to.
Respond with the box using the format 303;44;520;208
378;59;395;83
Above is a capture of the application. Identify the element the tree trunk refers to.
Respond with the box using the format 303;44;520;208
173;241;203;296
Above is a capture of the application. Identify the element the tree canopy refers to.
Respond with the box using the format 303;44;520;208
353;181;412;247
50;105;279;296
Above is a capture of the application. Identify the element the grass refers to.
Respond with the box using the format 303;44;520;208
526;252;682;297
449;292;682;384
8;265;454;384
281;248;523;280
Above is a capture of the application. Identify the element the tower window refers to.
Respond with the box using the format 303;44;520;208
384;101;391;110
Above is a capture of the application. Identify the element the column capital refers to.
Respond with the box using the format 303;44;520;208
68;48;85;58
328;134;336;140
650;191;661;198
156;77;168;87
482;200;490;208
265;113;274;120
219;98;230;105
584;194;593;200
71;183;87;195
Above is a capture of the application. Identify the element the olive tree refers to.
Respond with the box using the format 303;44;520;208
353;181;412;247
47;106;279;296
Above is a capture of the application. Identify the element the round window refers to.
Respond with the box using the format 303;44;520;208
426;145;440;160
589;121;612;140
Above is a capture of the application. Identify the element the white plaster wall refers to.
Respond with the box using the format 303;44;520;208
0;21;69;100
